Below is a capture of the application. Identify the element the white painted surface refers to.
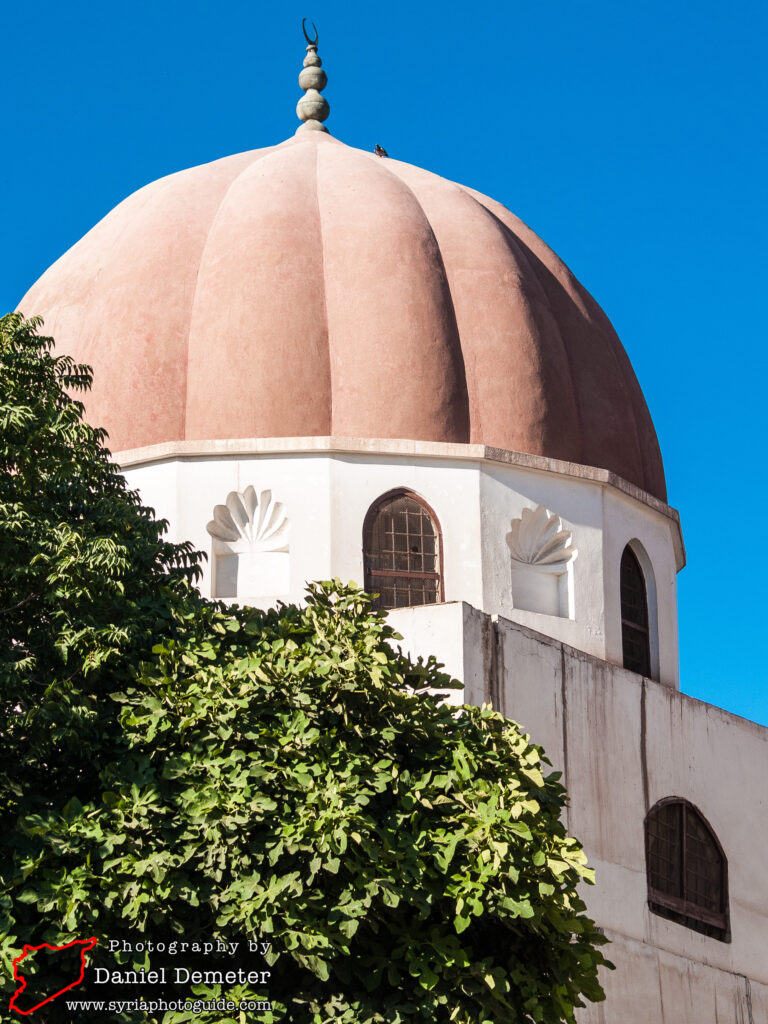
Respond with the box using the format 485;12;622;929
121;444;681;686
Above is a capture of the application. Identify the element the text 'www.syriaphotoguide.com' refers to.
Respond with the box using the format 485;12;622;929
64;997;273;1014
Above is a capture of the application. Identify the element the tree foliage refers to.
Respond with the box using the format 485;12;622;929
0;315;610;1023
0;312;200;822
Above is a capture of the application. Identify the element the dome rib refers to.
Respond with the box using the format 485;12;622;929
382;158;584;461
370;152;469;439
472;195;592;463
455;184;585;459
313;138;334;435
463;185;664;499
185;140;333;438
378;161;485;440
316;139;469;443
65;185;157;364
181;145;282;439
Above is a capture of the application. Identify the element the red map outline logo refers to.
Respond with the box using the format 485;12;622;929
10;937;98;1015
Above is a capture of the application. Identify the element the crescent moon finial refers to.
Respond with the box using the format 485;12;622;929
302;18;318;46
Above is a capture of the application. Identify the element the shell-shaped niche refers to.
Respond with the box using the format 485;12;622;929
206;486;290;600
506;504;577;617
207;486;289;552
506;504;576;571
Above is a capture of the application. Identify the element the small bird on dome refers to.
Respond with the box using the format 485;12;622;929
374;144;388;157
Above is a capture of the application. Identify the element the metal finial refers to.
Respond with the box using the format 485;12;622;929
296;19;330;134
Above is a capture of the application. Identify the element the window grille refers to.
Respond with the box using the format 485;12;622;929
620;546;651;676
363;491;442;610
645;799;729;941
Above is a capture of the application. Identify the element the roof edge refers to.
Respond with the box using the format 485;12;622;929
113;435;686;570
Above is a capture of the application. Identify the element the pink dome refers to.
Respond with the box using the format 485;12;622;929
20;131;666;500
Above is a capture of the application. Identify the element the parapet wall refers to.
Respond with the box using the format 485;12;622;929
389;602;768;1020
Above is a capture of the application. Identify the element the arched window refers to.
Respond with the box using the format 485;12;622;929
363;490;443;611
620;545;651;676
645;799;729;941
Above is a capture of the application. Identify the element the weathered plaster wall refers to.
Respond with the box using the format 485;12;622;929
392;605;768;1019
580;930;767;1024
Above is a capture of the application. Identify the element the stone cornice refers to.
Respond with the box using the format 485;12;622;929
114;436;686;570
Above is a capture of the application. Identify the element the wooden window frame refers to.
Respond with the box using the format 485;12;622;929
362;488;444;610
645;797;730;942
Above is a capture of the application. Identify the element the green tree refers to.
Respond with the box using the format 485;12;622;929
0;315;610;1023
0;312;200;823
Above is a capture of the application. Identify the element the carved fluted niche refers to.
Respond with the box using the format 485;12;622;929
206;486;290;599
506;504;577;618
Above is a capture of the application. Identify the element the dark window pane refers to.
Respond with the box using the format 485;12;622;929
646;801;728;942
685;808;723;913
621;546;651;676
647;802;682;898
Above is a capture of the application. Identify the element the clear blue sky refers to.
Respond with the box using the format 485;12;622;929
3;1;767;723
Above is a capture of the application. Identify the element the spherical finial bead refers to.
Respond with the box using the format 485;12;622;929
297;92;330;123
299;66;327;92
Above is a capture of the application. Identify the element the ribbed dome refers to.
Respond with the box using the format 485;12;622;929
20;131;666;500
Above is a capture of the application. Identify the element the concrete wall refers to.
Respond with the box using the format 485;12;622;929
580;930;768;1024
392;604;768;1021
120;440;682;686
